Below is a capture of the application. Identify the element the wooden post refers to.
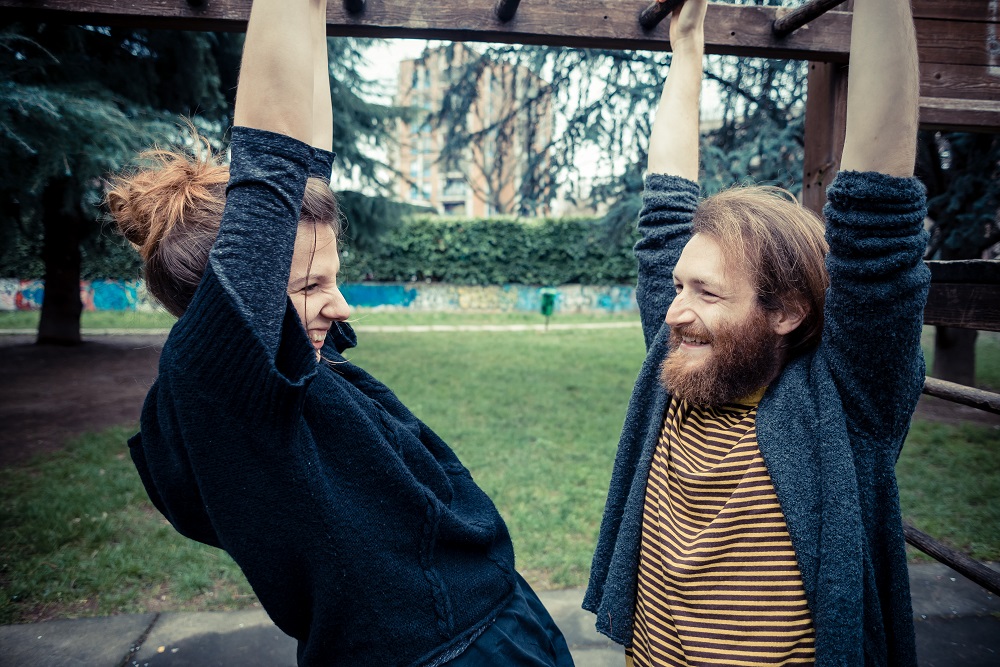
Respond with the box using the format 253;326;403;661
639;0;685;32
801;60;848;215
773;0;849;38
495;0;521;23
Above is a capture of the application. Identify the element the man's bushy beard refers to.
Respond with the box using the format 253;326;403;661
660;307;784;406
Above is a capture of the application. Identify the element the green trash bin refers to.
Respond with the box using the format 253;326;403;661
539;288;557;329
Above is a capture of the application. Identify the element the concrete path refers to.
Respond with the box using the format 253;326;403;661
2;563;997;667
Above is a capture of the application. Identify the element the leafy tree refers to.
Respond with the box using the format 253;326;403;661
432;0;809;235
0;26;399;343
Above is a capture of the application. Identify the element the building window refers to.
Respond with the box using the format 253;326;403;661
443;179;466;197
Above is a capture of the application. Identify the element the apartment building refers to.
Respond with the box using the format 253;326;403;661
395;44;553;217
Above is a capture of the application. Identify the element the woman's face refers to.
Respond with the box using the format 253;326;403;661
287;222;351;355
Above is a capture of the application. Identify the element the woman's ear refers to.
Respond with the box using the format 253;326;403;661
769;296;808;337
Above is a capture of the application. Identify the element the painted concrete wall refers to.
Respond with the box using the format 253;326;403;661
0;279;638;314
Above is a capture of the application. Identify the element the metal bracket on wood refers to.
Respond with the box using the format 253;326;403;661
344;0;366;15
495;0;522;23
773;0;848;38
638;0;685;33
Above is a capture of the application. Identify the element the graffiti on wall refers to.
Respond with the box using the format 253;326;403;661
0;279;638;314
0;278;163;313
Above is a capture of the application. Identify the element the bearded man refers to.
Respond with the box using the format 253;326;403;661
584;1;929;665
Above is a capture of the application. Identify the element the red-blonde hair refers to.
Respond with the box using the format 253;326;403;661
107;131;340;317
692;186;829;358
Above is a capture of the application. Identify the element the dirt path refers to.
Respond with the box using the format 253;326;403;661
1;332;997;469
0;334;163;468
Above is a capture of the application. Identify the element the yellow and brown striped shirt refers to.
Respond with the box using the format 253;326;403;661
627;393;816;667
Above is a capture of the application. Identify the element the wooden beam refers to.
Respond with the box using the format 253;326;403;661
920;97;1000;134
923;377;1000;416
916;18;1000;66
773;0;849;39
924;283;1000;332
926;260;1000;284
802;61;848;215
0;0;855;62
904;523;1000;597
912;0;1000;23
921;63;1000;105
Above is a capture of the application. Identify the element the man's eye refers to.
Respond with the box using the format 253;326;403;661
304;283;319;293
674;284;683;293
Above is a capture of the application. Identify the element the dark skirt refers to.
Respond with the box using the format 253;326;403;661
448;572;576;666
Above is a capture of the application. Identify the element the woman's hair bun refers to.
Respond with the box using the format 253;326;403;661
106;133;229;262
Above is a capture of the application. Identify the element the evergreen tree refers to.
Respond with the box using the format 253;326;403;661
0;26;398;343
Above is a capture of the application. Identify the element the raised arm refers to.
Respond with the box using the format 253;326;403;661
820;0;929;440
233;0;317;142
647;0;708;180
207;0;331;353
634;0;707;346
839;0;919;176
311;0;334;152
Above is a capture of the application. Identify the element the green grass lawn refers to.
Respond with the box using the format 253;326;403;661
1;315;998;624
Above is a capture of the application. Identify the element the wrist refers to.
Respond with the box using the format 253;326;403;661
670;36;705;56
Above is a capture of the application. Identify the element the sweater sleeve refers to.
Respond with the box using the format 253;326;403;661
821;170;930;443
207;126;315;356
634;174;700;349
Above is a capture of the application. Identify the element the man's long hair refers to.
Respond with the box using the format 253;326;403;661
692;186;830;359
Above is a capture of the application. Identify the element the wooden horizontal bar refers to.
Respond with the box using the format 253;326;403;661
0;0;855;62
912;0;1000;23
923;377;1000;416
773;0;849;38
904;523;1000;597
926;260;1000;285
920;97;1000;133
915;18;1000;67
921;63;1000;105
923;282;1000;331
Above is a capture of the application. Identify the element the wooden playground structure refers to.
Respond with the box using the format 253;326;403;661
1;0;998;594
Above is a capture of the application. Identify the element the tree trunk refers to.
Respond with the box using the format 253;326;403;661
932;326;978;387
37;177;82;346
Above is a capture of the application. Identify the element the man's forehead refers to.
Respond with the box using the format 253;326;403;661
675;234;751;290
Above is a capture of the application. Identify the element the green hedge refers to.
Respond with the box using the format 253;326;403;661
340;216;639;285
2;216;641;286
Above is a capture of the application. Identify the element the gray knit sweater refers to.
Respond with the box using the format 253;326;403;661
583;171;929;667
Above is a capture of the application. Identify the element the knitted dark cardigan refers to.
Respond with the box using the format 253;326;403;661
129;128;516;667
583;171;929;667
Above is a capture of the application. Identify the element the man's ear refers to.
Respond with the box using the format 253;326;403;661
769;297;808;336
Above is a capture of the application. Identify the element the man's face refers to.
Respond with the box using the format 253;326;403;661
660;233;784;405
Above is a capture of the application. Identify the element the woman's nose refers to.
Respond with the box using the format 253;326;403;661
321;287;351;322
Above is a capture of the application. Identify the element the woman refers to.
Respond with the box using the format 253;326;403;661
107;1;573;665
